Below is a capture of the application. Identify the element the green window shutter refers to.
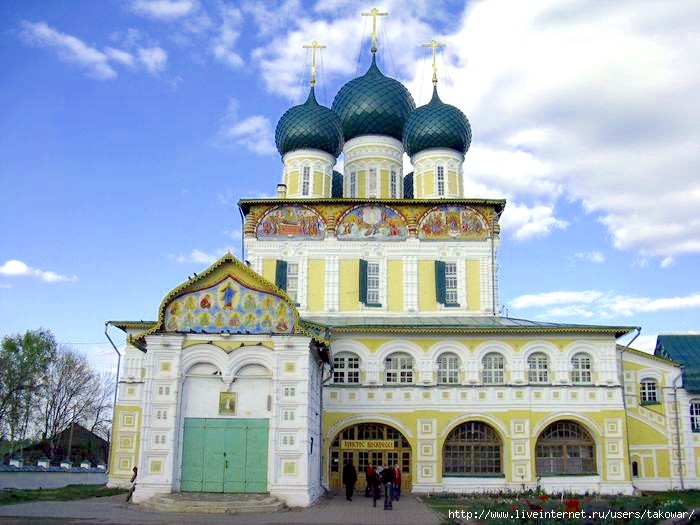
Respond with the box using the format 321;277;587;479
275;260;288;290
435;260;446;304
359;259;368;304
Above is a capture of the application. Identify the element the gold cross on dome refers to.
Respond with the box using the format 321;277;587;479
303;40;326;86
362;7;388;53
422;39;446;85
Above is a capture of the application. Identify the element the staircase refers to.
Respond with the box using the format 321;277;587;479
140;493;287;514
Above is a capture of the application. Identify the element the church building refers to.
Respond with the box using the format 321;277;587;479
107;12;700;507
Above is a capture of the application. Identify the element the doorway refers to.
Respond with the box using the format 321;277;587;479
181;418;268;493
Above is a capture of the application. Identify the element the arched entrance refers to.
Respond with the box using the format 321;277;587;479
329;422;411;492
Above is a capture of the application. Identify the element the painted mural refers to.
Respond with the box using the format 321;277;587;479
164;276;294;334
256;205;325;240
336;205;408;241
417;206;489;241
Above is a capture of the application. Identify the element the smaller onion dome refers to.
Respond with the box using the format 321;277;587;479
332;55;416;142
275;87;344;157
402;86;472;157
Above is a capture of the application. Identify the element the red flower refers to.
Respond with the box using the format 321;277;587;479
564;499;581;512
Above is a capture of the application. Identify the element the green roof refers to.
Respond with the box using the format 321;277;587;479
403;86;472;156
655;335;700;393
301;315;634;338
331;55;415;142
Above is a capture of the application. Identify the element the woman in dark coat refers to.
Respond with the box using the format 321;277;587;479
342;459;357;501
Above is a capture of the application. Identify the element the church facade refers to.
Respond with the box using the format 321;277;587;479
107;21;700;506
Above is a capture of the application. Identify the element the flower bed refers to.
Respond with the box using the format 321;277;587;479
427;491;688;525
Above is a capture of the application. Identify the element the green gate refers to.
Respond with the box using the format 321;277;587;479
181;418;268;493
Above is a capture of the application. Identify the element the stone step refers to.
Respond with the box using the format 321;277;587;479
140;493;287;514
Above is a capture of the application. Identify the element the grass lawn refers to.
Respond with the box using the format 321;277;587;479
0;485;127;506
426;490;698;524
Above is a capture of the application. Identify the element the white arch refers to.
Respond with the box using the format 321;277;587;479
473;340;515;361
531;411;603;439
438;412;509;441
181;344;228;376
425;340;470;361
375;339;423;362
331;339;370;361
227;347;275;377
521;340;559;360
325;414;415;443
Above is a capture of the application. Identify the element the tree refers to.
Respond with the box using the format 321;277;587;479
85;371;114;442
0;329;57;453
37;348;104;458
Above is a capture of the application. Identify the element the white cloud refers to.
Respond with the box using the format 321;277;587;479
130;0;198;20
171;248;234;265
430;0;700;260
20;21;117;79
104;47;135;66
499;202;568;240
0;259;77;283
575;252;605;264
510;289;700;319
138;46;167;73
216;100;276;155
211;4;244;68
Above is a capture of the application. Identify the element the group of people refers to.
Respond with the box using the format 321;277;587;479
342;460;402;510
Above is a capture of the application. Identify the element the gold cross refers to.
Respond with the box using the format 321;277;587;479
362;8;388;53
303;40;326;86
422;39;446;85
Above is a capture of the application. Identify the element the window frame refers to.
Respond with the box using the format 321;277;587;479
437;353;460;384
571;353;592;384
691;400;700;432
443;421;502;476
436;165;445;196
385;353;414;384
359;259;382;307
535;421;596;476
482;352;505;385
301;165;311;196
640;379;659;405
435;260;460;307
527;352;549;384
332;352;360;384
390;169;398;198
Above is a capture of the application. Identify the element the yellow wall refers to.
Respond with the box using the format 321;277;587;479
339;259;359;311
262;259;276;284
307;259;325;311
285;170;300;196
108;405;142;481
387;259;403;311
313;170;323;197
467;260;480;310
418;260;437;311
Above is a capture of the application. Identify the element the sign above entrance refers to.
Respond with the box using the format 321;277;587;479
340;440;395;450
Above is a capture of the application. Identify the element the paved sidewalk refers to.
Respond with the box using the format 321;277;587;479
0;491;443;525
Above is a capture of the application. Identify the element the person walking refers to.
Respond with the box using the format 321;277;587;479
368;467;381;507
342;459;357;501
380;462;394;510
392;463;402;501
364;464;375;497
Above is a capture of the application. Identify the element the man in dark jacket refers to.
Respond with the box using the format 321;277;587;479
342;459;357;501
380;463;395;510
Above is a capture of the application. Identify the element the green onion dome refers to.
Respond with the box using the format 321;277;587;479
402;86;472;156
331;56;416;142
275;87;344;157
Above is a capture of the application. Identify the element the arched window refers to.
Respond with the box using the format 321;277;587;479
536;420;596;475
332;353;360;384
482;353;505;384
690;400;700;432
631;460;639;477
571;353;592;384
443;422;501;475
640;379;658;404
528;352;549;383
436;165;445;196
385;353;414;384
437;353;460;384
301;166;310;196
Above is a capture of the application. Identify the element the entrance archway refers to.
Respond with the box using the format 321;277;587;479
329;422;411;492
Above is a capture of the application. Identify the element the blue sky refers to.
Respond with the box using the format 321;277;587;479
1;0;699;371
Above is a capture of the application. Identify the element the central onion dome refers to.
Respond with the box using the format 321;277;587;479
403;86;472;156
332;56;416;142
275;86;344;157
